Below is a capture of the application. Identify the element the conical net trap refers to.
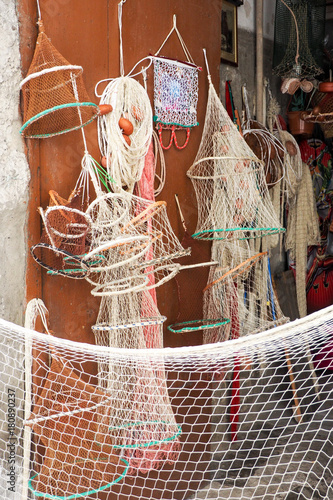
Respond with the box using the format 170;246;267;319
20;20;99;139
187;81;285;240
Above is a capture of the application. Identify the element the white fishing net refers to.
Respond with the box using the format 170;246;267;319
85;191;190;293
187;80;285;241
203;252;289;345
97;76;153;193
2;305;333;499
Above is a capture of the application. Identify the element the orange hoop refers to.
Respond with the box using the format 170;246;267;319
204;252;268;292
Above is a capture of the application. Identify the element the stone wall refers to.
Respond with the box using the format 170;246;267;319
0;0;30;326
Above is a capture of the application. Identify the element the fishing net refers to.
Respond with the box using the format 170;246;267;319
30;190;92;279
203;252;289;345
4;305;333;499
22;299;129;500
272;0;326;79
20;20;99;139
85;191;190;292
152;15;200;150
26;354;129;499
187;79;284;241
167;195;226;336
97;76;153;193
93;288;181;474
242;122;285;188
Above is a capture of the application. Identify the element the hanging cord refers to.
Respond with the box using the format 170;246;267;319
36;0;41;20
155;14;195;65
152;130;166;197
280;0;300;72
202;48;212;84
118;0;126;76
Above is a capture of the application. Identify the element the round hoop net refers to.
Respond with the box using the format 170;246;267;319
98;76;153;192
187;82;285;241
93;289;180;474
31;191;92;279
85;191;190;292
20;21;99;139
203;252;289;345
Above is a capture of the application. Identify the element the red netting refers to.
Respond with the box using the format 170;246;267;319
20;21;98;138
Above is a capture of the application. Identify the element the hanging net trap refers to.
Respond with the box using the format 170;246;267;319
20;19;99;139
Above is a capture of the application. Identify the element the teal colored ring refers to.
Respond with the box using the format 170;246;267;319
28;457;129;500
109;421;182;449
20;102;99;138
153;116;199;128
192;227;285;241
167;318;230;334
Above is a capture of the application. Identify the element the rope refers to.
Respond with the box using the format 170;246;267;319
36;0;41;20
118;0;127;76
155;14;195;65
280;0;300;70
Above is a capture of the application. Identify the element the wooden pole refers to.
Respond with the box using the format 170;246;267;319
256;0;264;124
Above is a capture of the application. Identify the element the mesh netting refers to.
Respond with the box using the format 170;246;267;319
85;191;190;293
97;76;153;192
272;0;326;79
203;252;289;346
153;56;199;129
30;190;92;280
187;81;284;240
93;289;180;474
2;306;333;499
20;21;99;139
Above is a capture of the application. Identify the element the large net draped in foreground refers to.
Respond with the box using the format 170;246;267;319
1;307;333;499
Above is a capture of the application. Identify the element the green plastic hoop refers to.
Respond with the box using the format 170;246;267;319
192;227;285;241
167;318;230;334
20;102;99;139
28;457;129;500
108;421;182;449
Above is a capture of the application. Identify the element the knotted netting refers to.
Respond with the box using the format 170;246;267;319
187;77;284;241
97;76;153;193
203;252;289;346
30;189;92;280
272;0;326;80
2;306;333;499
85;191;190;293
93;289;181;474
20;20;99;139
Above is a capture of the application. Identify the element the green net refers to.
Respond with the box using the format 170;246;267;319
272;0;326;79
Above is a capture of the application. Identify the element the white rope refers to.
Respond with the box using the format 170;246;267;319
20;65;82;88
36;0;41;20
118;0;126;76
152;130;166;197
24;394;114;426
155;14;195;65
6;304;333;359
97;76;153;192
